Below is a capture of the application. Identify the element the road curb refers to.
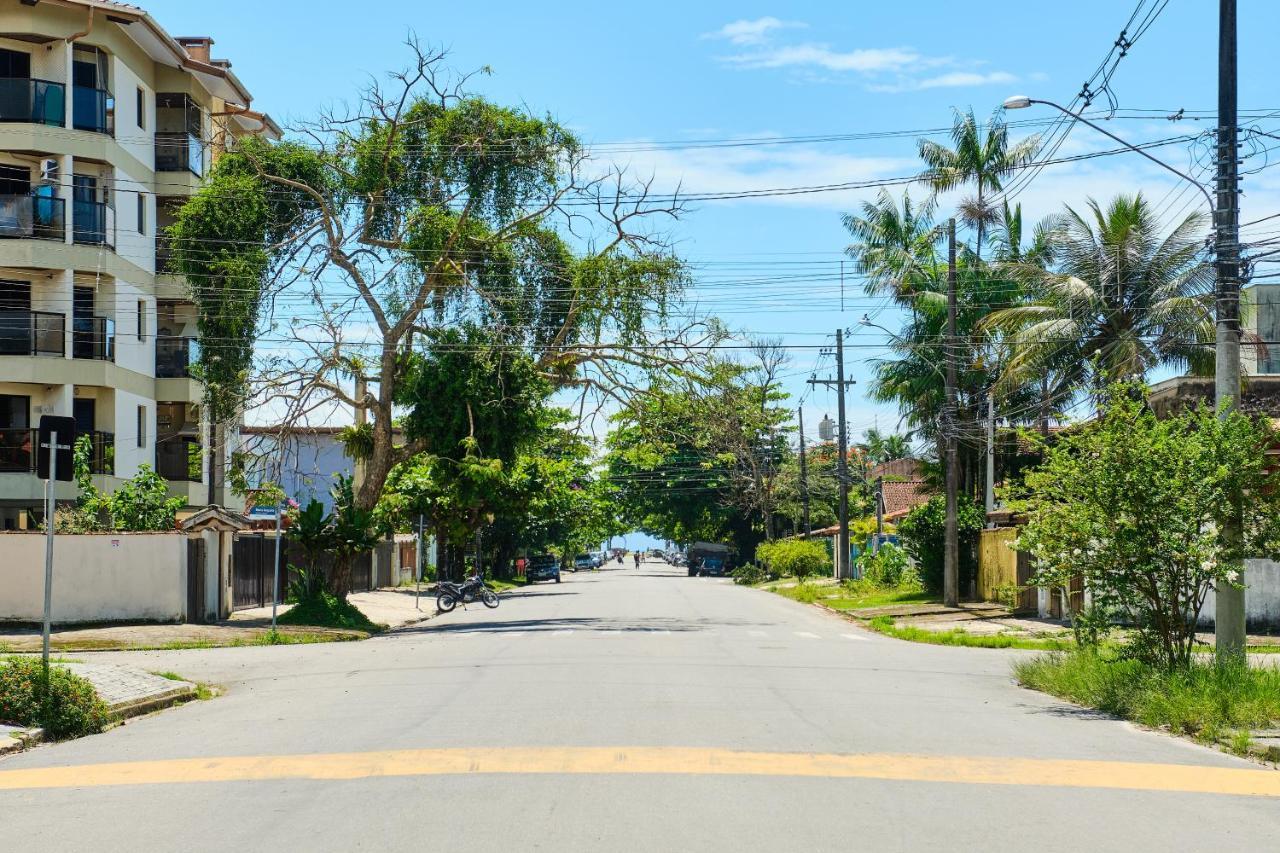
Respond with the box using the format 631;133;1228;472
0;727;43;755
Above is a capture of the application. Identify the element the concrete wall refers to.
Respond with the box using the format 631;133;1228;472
1198;559;1280;630
0;532;187;624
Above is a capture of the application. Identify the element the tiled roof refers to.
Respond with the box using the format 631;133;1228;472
882;480;931;521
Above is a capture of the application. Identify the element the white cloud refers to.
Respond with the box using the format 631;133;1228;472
704;17;1022;94
702;16;805;46
723;44;927;74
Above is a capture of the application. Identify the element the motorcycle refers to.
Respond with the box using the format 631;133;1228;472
436;573;500;613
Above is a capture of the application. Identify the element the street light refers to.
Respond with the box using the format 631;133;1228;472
1001;96;1213;211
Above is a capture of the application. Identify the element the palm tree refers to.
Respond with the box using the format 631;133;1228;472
842;188;940;304
918;109;1040;261
862;428;910;464
983;193;1214;403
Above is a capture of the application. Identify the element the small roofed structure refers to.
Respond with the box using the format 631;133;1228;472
180;505;250;533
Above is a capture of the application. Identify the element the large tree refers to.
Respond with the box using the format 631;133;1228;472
171;43;708;511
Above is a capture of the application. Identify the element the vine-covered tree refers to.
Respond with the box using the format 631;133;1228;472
170;42;710;511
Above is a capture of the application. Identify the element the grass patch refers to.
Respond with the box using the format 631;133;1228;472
276;592;383;633
868;616;1074;651
825;587;938;612
151;671;186;682
486;579;524;593
1014;650;1280;746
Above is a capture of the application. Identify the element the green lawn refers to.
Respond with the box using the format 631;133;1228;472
765;580;938;611
867;616;1075;651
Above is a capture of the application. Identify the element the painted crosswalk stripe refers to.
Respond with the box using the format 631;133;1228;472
841;632;871;642
748;630;768;638
553;629;574;636
794;631;821;639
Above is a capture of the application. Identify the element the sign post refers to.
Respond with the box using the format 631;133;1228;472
415;514;424;610
37;415;75;677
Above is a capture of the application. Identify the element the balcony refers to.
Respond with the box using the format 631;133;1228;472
156;437;202;482
72;86;112;135
72;316;114;361
72;199;111;247
0;194;65;241
0;78;65;126
0;309;64;356
156;336;199;378
155;132;205;177
0;428;112;474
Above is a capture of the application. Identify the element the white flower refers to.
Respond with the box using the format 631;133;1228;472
1226;570;1240;584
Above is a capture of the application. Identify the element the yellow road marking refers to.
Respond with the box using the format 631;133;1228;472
1;747;1277;797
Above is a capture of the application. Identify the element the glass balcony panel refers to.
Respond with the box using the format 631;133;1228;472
0;78;65;126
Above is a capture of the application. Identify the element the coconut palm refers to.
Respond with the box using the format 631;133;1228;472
918;109;1040;261
862;428;911;464
983;193;1214;402
842;188;940;304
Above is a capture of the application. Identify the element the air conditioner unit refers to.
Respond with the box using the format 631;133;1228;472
39;159;58;184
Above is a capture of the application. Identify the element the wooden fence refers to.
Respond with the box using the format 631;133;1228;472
976;527;1038;613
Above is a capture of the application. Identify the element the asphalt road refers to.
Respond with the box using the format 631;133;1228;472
2;559;1278;852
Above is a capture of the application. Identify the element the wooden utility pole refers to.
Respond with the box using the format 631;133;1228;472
798;409;811;538
944;219;960;608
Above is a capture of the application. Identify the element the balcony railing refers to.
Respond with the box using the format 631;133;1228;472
0;309;65;356
0;78;65;126
72;86;112;135
156;336;199;378
0;428;113;474
0;427;34;473
157;438;202;481
0;194;65;241
72;315;114;361
72;199;111;247
155;131;205;177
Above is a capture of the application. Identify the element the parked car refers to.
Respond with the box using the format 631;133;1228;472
687;542;732;577
526;554;561;584
573;553;596;572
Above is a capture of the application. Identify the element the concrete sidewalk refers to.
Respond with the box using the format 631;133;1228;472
0;588;433;652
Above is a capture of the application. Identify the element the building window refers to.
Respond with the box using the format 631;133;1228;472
137;193;146;235
136;87;145;129
137;405;146;448
137;299;146;340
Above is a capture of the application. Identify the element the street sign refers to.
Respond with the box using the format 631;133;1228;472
37;415;75;482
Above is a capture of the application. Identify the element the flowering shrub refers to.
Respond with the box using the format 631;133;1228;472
1017;383;1280;669
0;658;112;739
756;539;831;583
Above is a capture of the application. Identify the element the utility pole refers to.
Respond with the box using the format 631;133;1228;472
1215;0;1245;663
808;332;856;579
944;219;960;609
985;391;996;520
797;409;811;538
874;476;884;553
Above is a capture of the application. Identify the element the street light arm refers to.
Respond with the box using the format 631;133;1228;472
1007;97;1214;213
859;315;949;384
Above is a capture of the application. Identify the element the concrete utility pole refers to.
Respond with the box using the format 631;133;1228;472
985;391;996;520
944;219;960;609
808;335;857;579
797;409;811;538
874;476;884;553
1215;0;1245;663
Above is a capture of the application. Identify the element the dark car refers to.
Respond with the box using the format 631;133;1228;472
573;553;596;572
526;554;561;584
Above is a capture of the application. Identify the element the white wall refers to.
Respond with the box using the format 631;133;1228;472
0;532;187;623
1199;560;1280;630
112;388;154;479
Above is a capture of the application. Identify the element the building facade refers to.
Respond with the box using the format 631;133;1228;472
0;0;278;529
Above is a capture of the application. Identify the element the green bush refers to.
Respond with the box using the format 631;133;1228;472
277;591;382;632
756;539;831;583
0;658;112;739
732;563;772;585
896;495;983;594
856;542;911;587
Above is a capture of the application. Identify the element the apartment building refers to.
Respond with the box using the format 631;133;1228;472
0;0;278;529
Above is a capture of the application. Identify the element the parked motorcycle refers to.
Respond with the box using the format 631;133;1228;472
436;573;500;613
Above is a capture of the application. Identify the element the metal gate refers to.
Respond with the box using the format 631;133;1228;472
232;534;287;610
186;536;206;623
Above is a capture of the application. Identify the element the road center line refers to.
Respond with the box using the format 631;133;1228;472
794;631;821;639
0;747;1275;798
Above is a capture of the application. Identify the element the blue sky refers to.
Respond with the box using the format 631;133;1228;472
146;0;1280;445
